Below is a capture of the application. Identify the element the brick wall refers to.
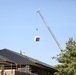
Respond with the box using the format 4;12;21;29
0;69;32;75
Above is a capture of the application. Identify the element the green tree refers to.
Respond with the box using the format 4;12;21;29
54;38;76;75
1;65;4;75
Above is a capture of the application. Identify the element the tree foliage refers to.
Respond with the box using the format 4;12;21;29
54;38;76;75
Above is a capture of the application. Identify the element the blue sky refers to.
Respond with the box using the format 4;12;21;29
0;0;76;66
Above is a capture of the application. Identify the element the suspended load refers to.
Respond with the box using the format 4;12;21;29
34;36;40;42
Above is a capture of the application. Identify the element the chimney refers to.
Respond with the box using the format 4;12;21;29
20;50;22;55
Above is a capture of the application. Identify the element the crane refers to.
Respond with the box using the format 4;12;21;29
37;9;63;51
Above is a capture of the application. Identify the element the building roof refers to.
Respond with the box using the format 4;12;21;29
0;48;58;71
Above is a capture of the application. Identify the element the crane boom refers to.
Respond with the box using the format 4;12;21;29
37;9;63;51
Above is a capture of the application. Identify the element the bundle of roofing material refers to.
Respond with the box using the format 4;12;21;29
34;36;40;42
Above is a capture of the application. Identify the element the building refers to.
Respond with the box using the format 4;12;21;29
0;49;58;75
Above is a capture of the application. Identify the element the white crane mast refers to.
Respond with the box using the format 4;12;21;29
37;9;63;51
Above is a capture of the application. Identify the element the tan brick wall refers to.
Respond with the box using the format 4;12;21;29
0;69;32;75
0;69;15;75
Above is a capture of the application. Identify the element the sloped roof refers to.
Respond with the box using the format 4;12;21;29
0;49;34;64
0;48;58;71
0;55;14;63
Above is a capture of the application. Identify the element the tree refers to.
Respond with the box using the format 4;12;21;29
1;65;4;75
54;38;76;75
